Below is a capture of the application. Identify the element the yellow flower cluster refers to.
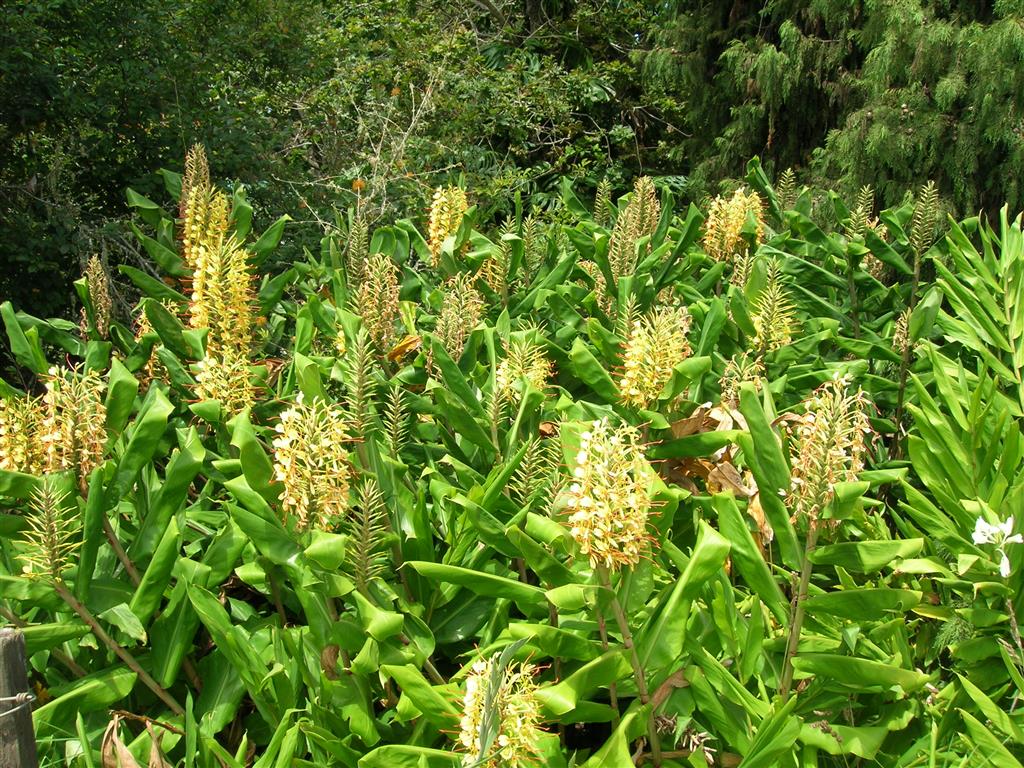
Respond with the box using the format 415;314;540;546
83;255;113;340
272;394;351;532
179;146;258;414
788;377;872;523
578;260;612;315
0;395;44;473
564;419;652;571
495;337;552;409
719;352;764;408
354;252;400;355
459;657;542;768
427;185;468;265
133;304;169;390
702;188;764;263
751;258;797;355
435;272;484;363
618;305;691;408
608;176;660;284
478;221;514;299
41;366;108;493
892;308;911;356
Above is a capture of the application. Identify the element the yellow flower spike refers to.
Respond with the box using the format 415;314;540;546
0;394;45;474
427;186;469;266
177;147;261;416
788;377;872;524
272;394;350;533
434;272;484;364
494;336;553;409
564;418;653;571
194;347;256;416
703;187;764;265
608;176;660;285
750;258;797;355
719;352;764;409
20;482;79;582
892;308;911;356
618;304;691;409
83;255;113;340
354;252;400;355
458;656;542;768
40;366;107;493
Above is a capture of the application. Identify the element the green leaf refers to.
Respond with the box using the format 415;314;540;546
104;358;140;440
805;588;922;620
120;265;188;302
130;222;187;276
20;622;90;654
104;387;173;506
536;650;631;716
712;493;788;623
508;622;602;660
791;654;931;692
809;539;924;572
250;215;291;265
224;478;303;567
34;667;137;740
381;664;459;728
738;383;799;567
406;561;545;610
570;337;618;402
98;603;147;643
358;746;460;768
638;520;730;672
129;516;182;625
1;301;48;374
741;698;802;768
132;427;205;562
126;188;165;228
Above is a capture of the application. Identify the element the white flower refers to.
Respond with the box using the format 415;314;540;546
972;515;1022;545
973;515;1022;578
1001;553;1012;579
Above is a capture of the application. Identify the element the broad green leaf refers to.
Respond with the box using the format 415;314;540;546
805;588;922;620
381;664;458;727
712;493;787;623
809;539;924;572
791;654;931;692
406;561;545;610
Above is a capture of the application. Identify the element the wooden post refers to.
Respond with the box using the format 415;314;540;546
0;628;38;768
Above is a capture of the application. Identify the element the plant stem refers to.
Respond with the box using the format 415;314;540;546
891;245;924;459
846;253;861;338
595;604;621;728
597;566;662;767
54;581;184;715
779;518;820;701
102;517;141;586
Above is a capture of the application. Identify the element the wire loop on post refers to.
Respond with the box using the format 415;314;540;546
0;691;36;720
